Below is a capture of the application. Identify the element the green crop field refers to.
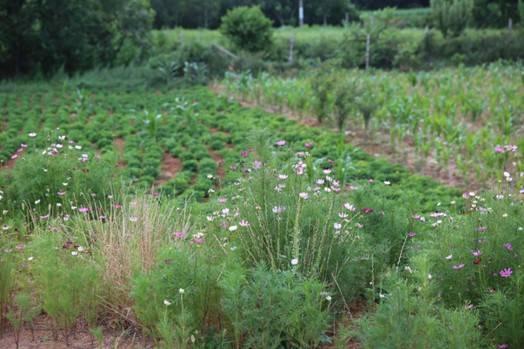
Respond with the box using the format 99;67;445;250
1;1;524;348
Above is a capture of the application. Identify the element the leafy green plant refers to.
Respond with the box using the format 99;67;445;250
6;292;40;349
29;232;101;344
132;244;225;347
221;266;330;349
358;278;482;348
431;0;474;37
220;6;273;53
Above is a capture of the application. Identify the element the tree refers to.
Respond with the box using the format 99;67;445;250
220;6;273;52
431;0;474;37
0;0;154;77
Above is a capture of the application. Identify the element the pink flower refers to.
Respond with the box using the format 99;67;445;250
239;220;250;227
304;142;314;149
407;232;416;238
472;249;481;257
240;150;249;158
494;145;505;153
362;208;374;214
499;268;512;278
503;243;513;251
498;344;509;349
274;140;287;147
78;207;90;213
191;233;205;245
253;160;262;169
174;231;186;239
453;264;465;270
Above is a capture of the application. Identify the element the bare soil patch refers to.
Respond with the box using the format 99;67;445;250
154;152;182;186
208;149;226;180
0;316;151;349
113;138;126;168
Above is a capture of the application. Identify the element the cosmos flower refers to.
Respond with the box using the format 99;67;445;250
174;231;186;239
192;233;205;245
344;203;356;212
272;206;286;214
499;268;512;278
299;192;309;200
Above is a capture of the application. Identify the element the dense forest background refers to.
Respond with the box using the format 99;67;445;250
0;0;522;77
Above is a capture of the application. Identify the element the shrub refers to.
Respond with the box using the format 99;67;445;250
132;244;225;348
431;0;474;37
29;232;101;343
220;266;330;349
220;6;273;53
358;278;482;348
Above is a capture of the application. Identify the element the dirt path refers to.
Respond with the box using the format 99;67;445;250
154;152;182;186
208;148;226;181
113;138;126;168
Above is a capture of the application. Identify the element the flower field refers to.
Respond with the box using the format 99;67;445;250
0;77;523;348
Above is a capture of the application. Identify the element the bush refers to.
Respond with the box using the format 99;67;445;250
358;278;482;348
220;6;273;53
29;232;101;342
431;0;474;37
221;266;330;349
132;244;225;347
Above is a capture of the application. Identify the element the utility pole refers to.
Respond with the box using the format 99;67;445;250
298;0;304;26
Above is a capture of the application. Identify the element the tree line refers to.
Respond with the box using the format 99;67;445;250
151;0;430;28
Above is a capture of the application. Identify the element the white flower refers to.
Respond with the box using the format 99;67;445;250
325;295;332;302
428;274;432;280
77;246;85;252
27;256;34;261
334;223;342;230
299;192;309;200
291;258;299;266
272;206;286;214
207;174;214;179
445;254;453;260
278;174;288;180
129;216;138;222
71;251;78;256
344;203;356;211
28;132;37;138
179;288;185;294
384;181;391;185
163;299;172;306
228;225;238;232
